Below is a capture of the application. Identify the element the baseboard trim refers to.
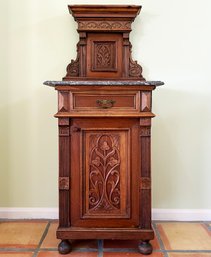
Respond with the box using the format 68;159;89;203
0;208;210;221
152;209;211;221
0;208;58;219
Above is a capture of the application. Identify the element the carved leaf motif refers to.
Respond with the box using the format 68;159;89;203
108;157;118;167
92;156;101;166
92;41;116;71
96;45;111;68
89;134;121;212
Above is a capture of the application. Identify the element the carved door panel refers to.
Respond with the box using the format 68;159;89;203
70;118;140;228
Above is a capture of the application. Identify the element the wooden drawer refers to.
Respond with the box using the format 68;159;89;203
71;91;140;111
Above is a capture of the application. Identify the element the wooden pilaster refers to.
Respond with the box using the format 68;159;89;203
58;118;71;227
139;118;152;230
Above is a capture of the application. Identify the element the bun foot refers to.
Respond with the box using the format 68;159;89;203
58;240;72;254
138;240;153;255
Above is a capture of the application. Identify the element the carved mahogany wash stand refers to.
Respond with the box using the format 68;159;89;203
44;5;164;255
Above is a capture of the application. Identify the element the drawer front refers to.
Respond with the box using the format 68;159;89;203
71;91;140;111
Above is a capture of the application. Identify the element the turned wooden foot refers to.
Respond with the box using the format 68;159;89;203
58;240;72;254
138;240;153;255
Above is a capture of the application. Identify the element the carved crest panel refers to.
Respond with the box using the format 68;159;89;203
83;130;130;218
92;41;117;71
78;21;132;31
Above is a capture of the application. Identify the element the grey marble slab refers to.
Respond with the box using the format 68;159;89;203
44;80;164;87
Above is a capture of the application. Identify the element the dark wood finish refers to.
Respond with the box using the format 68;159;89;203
57;228;154;240
58;240;72;254
45;5;163;255
58;118;70;228
138;241;153;255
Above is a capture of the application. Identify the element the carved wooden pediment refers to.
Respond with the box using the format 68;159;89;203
64;5;145;80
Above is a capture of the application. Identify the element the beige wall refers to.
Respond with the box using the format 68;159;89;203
1;0;211;209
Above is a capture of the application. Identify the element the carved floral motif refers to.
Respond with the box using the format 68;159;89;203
89;134;121;212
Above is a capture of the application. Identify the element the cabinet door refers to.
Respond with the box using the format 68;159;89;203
70;118;140;228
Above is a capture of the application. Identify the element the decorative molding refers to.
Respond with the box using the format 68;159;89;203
78;21;132;31
59;177;70;190
1;208;211;221
58;91;69;112
140;177;151;190
141;92;151;112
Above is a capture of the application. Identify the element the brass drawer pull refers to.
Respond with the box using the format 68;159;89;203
96;99;116;109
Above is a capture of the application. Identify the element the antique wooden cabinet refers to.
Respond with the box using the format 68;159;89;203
45;5;163;255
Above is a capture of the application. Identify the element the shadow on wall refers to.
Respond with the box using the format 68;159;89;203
0;87;58;207
0;106;10;207
0;1;75;207
152;86;211;209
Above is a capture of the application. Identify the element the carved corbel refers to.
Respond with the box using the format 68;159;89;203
64;43;80;78
129;43;145;80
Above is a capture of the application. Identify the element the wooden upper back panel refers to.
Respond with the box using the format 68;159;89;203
63;5;145;81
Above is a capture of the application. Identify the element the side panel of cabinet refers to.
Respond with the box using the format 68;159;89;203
70;118;140;228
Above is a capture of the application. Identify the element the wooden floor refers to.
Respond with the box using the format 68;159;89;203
0;220;211;256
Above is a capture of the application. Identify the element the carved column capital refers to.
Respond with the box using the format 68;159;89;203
58;118;70;137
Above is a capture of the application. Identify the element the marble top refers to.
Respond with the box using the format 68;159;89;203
44;80;164;87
